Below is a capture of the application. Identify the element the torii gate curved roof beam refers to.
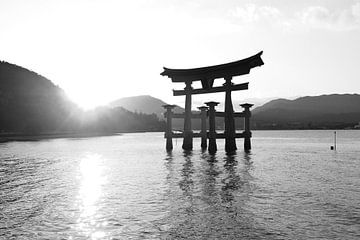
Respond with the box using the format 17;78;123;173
161;51;264;83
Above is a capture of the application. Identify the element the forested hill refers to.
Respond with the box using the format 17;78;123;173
110;95;185;118
109;95;204;129
0;61;80;133
0;61;165;134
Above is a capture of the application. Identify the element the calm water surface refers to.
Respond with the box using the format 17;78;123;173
0;130;359;239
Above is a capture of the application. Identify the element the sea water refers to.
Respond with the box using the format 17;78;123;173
0;130;359;239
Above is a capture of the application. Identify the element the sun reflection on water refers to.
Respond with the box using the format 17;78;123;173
76;153;107;239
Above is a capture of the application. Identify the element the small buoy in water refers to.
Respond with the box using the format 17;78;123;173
331;131;337;150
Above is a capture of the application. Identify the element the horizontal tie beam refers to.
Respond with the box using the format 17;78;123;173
167;132;249;139
166;111;250;118
164;113;202;119
173;113;202;119
215;112;247;118
173;82;249;96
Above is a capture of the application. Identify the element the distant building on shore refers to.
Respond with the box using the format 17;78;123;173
355;122;360;129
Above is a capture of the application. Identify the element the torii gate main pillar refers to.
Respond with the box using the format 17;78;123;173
224;77;237;152
182;81;193;150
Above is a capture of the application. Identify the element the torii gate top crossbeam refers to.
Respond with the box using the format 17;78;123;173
160;51;263;83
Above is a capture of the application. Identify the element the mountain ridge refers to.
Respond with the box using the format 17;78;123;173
0;61;165;134
1;60;359;133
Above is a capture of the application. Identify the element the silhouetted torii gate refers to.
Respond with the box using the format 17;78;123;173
161;51;264;153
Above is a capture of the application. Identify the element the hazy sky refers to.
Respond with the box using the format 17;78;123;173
1;0;359;109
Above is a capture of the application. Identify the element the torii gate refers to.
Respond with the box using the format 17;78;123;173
161;51;264;153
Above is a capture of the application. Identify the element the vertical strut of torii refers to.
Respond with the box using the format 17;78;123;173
161;51;264;153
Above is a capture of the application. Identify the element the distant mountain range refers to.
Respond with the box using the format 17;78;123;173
110;94;360;130
253;94;360;114
252;94;360;129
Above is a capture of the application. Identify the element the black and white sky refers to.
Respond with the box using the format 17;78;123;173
1;0;359;109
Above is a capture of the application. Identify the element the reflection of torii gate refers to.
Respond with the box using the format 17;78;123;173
161;51;264;153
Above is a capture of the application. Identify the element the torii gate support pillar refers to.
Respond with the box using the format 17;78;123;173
206;101;219;154
163;105;176;151
241;103;253;151
198;106;208;150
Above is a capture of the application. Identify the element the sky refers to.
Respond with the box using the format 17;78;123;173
0;0;359;109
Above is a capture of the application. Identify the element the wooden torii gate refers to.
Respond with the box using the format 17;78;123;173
161;51;264;153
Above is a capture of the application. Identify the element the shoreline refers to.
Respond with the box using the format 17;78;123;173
1;129;358;143
0;132;122;143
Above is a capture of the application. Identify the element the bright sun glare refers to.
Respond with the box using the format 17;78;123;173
77;153;107;239
65;84;124;110
68;91;104;110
